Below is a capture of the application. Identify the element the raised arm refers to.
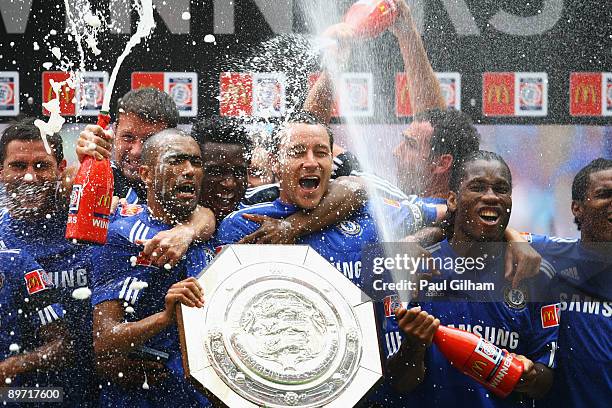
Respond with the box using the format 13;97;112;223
238;176;367;244
390;0;445;113
304;23;355;124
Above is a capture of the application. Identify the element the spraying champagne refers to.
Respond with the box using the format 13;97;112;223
65;0;155;244
65;112;114;244
344;0;399;38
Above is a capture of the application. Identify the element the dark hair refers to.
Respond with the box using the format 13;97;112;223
572;158;612;229
141;128;194;166
116;87;179;127
449;150;512;192
191;115;253;159
572;158;612;201
0;117;64;165
271;111;334;154
413;108;480;173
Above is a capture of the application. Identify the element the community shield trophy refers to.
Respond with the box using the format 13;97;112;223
178;244;383;407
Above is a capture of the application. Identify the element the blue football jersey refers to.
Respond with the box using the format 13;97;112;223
376;239;560;408
0;212;94;406
527;234;611;408
217;197;436;287
91;205;211;408
217;199;377;286
0;249;63;389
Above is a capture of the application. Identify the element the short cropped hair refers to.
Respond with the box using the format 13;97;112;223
572;158;612;202
414;108;480;173
449;150;512;192
116;87;179;127
572;158;612;230
0;117;63;165
271;111;334;154
191;115;252;149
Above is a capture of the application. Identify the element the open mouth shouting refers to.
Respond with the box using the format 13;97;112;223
175;181;197;200
298;175;321;192
477;207;501;225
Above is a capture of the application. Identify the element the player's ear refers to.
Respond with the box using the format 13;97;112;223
571;200;583;225
432;154;453;175
447;191;458;214
139;165;152;184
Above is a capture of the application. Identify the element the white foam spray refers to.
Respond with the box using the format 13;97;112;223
102;0;156;112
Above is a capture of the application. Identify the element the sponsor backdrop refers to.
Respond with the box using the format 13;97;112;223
0;0;609;124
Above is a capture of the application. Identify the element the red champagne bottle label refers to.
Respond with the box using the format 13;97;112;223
65;113;114;244
344;0;399;38
462;337;524;398
434;325;524;398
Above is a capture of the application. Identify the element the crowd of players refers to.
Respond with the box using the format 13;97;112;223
0;1;610;407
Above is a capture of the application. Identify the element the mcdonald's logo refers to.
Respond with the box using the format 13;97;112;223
395;73;412;116
42;71;76;116
574;84;597;104
379;3;389;14
471;359;488;376
24;269;49;295
46;84;73;104
399;83;410;107
220;73;253;116
541;304;560;328
482;73;515;116
570;72;602;116
487;84;511;105
97;194;112;209
225;83;251;106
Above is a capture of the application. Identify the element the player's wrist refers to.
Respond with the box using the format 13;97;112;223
159;308;175;327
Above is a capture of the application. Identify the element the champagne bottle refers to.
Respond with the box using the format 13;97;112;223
344;0;399;38
65;112;114;244
433;325;524;398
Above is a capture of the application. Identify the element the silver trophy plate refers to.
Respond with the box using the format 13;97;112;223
179;245;383;408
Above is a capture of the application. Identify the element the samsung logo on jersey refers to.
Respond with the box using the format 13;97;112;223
559;267;579;281
50;268;88;288
447;324;519;349
559;293;612;317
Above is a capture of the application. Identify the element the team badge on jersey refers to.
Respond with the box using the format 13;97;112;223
336;220;362;237
204;247;216;264
383;294;402;317
503;285;528;310
540;303;561;328
24;269;53;294
120;204;144;217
